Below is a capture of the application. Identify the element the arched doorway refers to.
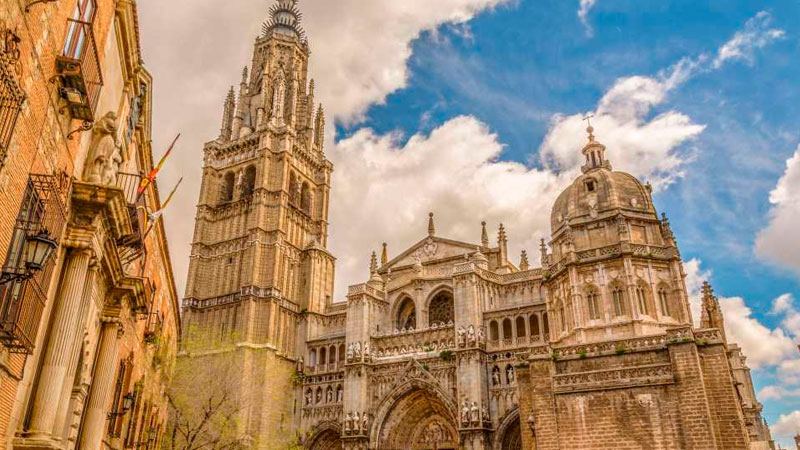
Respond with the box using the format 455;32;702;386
494;409;522;450
308;426;342;450
372;380;458;450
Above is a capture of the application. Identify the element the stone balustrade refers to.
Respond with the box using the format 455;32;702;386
370;323;455;359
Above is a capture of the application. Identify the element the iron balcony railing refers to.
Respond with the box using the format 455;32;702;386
55;18;103;121
0;174;69;353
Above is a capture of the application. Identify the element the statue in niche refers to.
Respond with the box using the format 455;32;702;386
507;365;515;384
492;367;501;386
337;386;343;403
326;388;333;403
304;389;312;405
361;412;368;433
470;402;480;425
457;327;466;347
481;404;489;422
461;401;470;425
467;325;476;346
344;412;352;432
83;112;124;185
352;412;360;433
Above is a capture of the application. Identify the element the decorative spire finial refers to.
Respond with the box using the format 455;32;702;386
263;0;305;41
583;114;595;142
370;251;378;275
497;223;507;243
428;212;435;236
520;250;530;271
381;243;388;265
481;221;488;247
580;114;611;173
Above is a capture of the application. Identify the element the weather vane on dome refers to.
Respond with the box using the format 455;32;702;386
582;114;595;142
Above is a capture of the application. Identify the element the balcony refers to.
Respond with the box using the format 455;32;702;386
144;311;162;344
0;175;68;353
55;18;103;121
114;172;146;267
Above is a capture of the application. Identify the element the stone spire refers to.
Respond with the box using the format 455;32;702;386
381;243;388;265
231;67;249;140
480;221;489;247
219;87;235;141
539;238;548;266
497;223;507;244
519;250;529;271
580;117;611;173
701;281;727;345
497;223;508;266
369;251;378;275
263;0;305;41
428;212;435;237
314;104;325;151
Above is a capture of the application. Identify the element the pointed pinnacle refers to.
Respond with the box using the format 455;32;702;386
428;212;435;236
481;221;488;247
381;243;388;265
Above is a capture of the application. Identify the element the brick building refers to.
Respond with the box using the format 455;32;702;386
0;1;178;450
179;1;775;449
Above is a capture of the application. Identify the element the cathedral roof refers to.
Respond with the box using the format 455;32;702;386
550;128;655;234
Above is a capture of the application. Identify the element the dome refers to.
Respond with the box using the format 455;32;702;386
550;168;654;233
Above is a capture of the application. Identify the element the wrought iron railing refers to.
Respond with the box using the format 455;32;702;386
55;18;103;121
0;174;68;353
0;29;25;170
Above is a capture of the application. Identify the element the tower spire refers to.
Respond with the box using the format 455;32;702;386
580;115;611;173
263;0;305;41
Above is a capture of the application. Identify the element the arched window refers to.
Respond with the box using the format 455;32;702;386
309;349;317;367
396;297;416;330
515;316;526;338
612;285;627;317
529;315;540;337
242;165;256;197
319;347;327;368
428;291;454;325
542;312;550;335
329;345;336;364
338;344;345;362
658;286;670;317
502;318;512;341
300;182;311;214
221;172;235;203
288;172;297;204
635;284;649;315
489;321;499;341
586;287;601;320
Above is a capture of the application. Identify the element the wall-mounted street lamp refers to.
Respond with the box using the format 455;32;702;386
0;229;58;285
107;392;135;420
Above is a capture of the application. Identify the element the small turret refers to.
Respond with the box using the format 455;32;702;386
497;223;508;267
701;281;727;345
314;104;325;151
580;119;612;173
519;250;530;271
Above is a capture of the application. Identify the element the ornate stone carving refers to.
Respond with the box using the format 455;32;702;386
83;112;124;185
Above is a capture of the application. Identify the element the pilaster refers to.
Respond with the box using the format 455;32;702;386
78;316;122;450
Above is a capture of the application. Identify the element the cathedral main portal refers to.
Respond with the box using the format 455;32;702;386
372;382;458;450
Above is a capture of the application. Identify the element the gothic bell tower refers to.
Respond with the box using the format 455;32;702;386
181;0;335;445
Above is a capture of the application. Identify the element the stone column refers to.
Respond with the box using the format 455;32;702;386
78;317;122;450
27;249;92;438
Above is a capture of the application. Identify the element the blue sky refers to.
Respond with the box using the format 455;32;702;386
337;0;800;443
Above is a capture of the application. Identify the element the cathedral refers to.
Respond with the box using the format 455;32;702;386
179;1;776;449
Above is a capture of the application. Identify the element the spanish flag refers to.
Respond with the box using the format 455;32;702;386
137;133;180;197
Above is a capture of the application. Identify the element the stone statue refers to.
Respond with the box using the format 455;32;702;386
363;341;370;357
478;326;485;344
296;356;304;373
481;404;489;422
326;389;333;403
304;389;312;405
352;412;360;433
461;400;470;425
467;325;476;346
337;386;343;403
354;342;362;359
315;389;321;404
346;343;354;360
470;401;480;425
83;111;123;185
527;413;536;432
361;412;368;433
507;365;515;384
457;327;466;347
344;412;352;432
492;368;501;386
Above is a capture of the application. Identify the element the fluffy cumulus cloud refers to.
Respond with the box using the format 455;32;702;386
329;116;569;299
771;410;800;445
712;11;786;68
756;144;800;276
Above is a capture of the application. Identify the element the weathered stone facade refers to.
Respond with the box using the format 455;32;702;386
0;1;179;450
181;2;775;450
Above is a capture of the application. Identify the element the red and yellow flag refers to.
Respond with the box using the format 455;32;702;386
137;133;180;197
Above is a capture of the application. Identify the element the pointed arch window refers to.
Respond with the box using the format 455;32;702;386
635;284;649;315
612;285;626;317
658;286;670;317
300;182;311;214
428;291;454;326
396;297;416;330
586;288;601;320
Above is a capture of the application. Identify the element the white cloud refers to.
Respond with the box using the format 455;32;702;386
329;116;569;299
771;410;800;444
683;258;712;327
713;11;786;68
578;0;597;37
756;144;800;277
758;385;800;401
